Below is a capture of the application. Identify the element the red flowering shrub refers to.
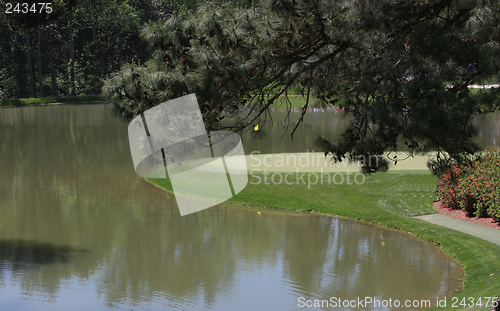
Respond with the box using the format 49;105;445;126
436;147;500;222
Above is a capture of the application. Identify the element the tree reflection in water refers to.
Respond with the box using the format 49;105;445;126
0;239;80;266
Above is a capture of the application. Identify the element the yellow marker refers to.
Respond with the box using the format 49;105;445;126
253;124;259;132
257;211;261;215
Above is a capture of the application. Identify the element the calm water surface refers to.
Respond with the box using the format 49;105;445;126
242;109;500;153
0;104;466;310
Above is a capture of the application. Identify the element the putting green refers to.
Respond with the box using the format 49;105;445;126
204;152;434;173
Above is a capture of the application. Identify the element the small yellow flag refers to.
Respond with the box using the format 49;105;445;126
253;124;259;132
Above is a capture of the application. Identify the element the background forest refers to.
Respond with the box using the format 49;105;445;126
0;0;220;100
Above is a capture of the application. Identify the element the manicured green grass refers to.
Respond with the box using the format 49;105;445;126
148;170;500;311
0;95;105;106
270;95;321;109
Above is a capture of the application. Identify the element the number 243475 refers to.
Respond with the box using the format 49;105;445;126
5;3;53;14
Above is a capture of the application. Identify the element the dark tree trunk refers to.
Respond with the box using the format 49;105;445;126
69;4;75;96
48;25;56;96
89;0;105;71
25;29;35;98
37;16;43;98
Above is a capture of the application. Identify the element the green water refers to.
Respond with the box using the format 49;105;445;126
242;109;500;154
0;104;464;310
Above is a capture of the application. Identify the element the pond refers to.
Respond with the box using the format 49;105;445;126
242;108;500;154
0;104;466;310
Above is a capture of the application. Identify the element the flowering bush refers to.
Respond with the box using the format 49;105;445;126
436;147;500;221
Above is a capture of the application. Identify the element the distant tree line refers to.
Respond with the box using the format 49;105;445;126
0;0;215;100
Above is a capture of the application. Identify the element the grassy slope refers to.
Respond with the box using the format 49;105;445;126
149;170;500;311
0;94;309;110
0;95;105;106
270;95;333;109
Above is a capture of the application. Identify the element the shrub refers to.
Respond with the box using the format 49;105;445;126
436;147;500;221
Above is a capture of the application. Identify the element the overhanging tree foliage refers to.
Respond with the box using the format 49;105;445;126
103;0;500;173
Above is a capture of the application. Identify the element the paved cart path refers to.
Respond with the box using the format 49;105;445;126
415;213;500;246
